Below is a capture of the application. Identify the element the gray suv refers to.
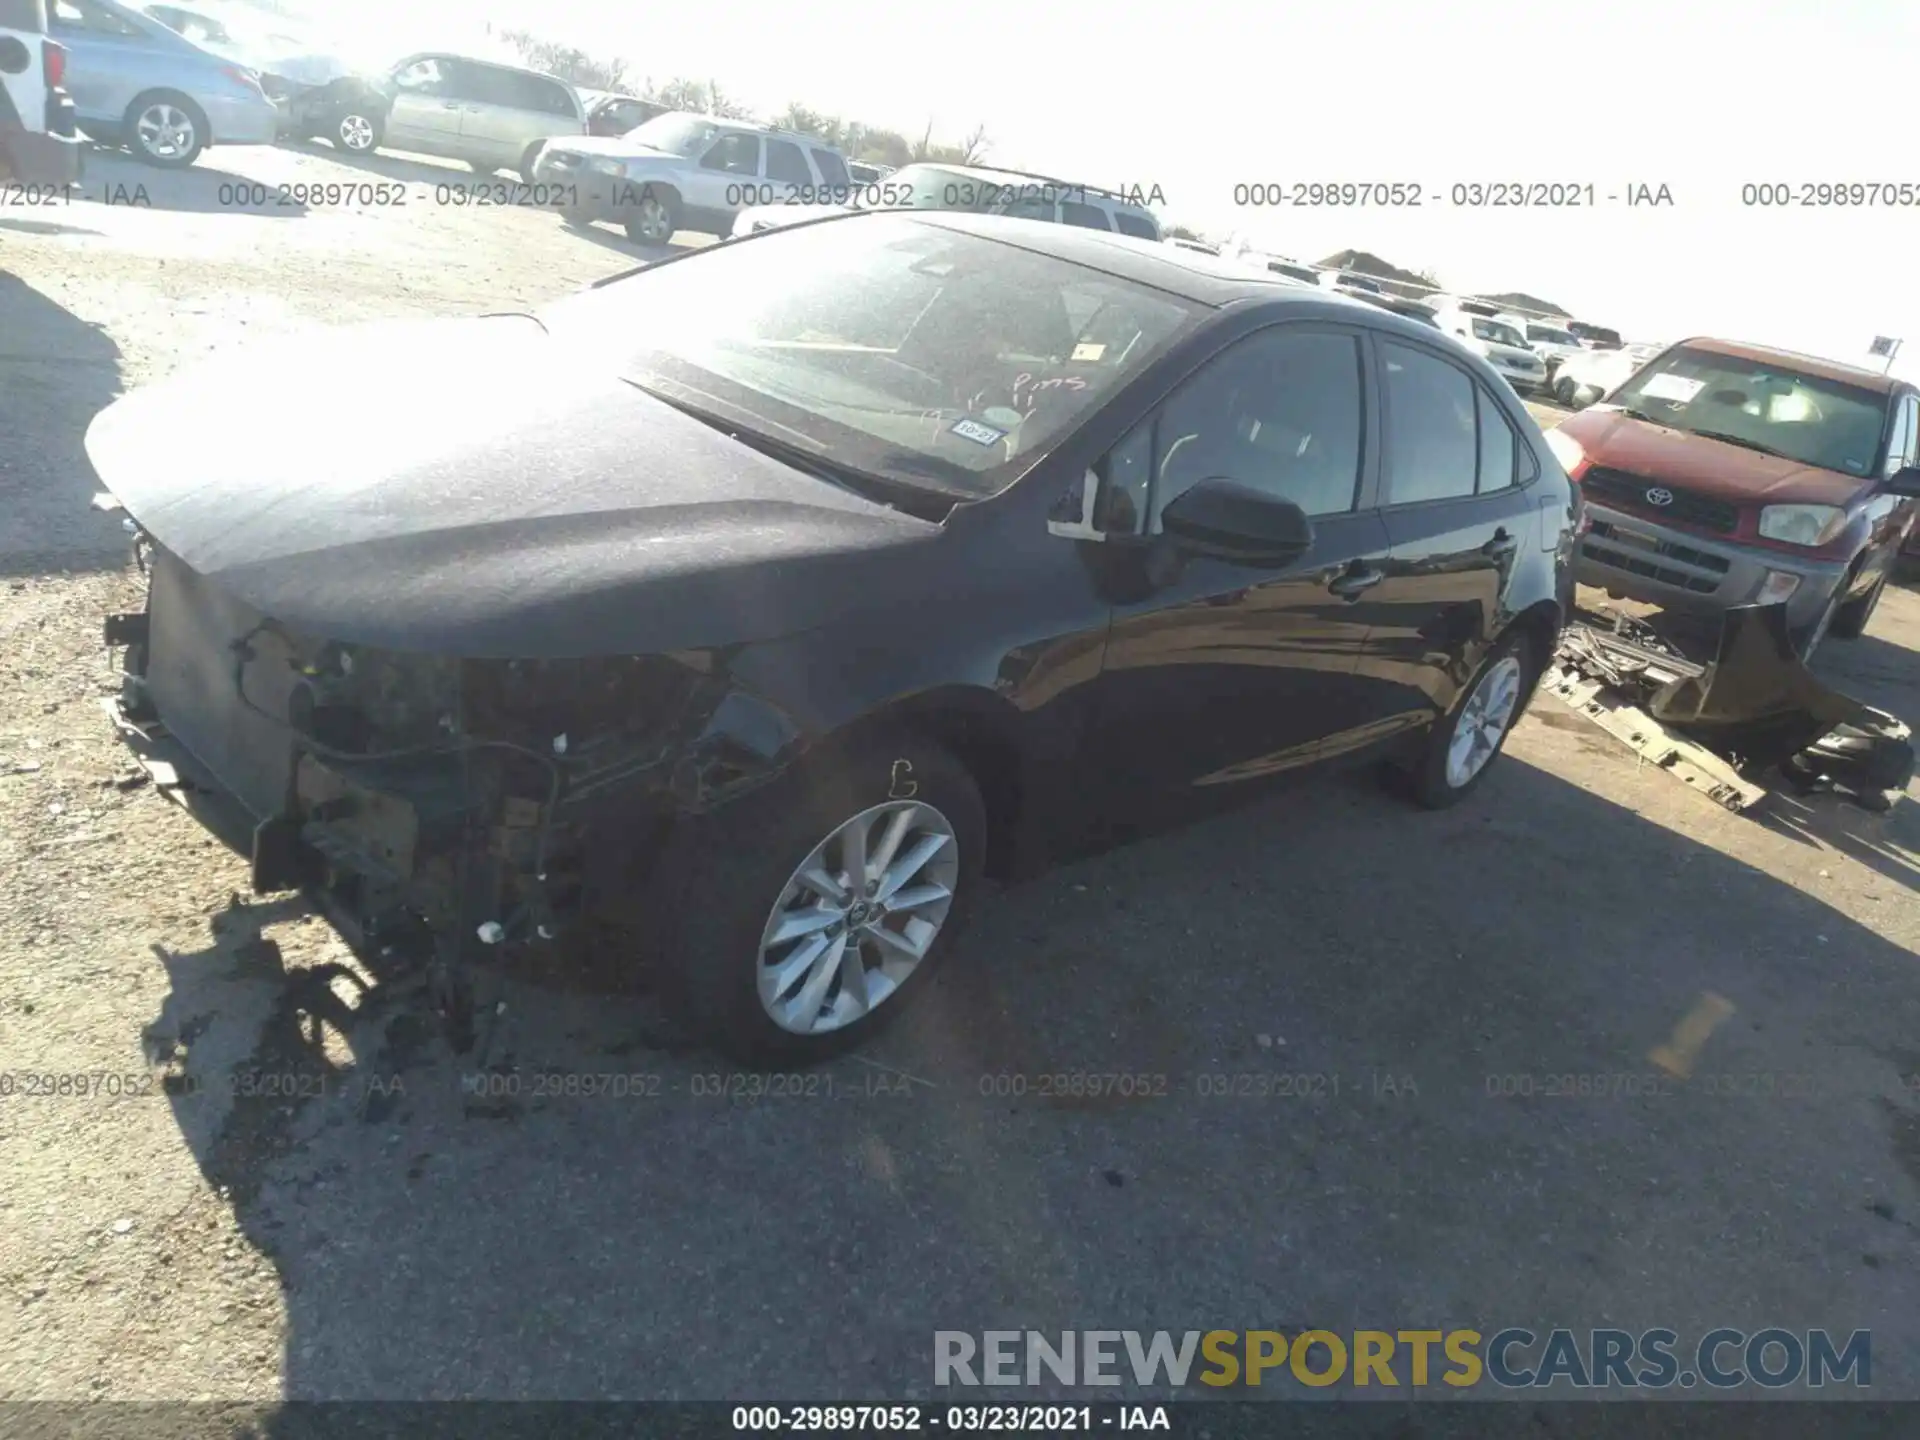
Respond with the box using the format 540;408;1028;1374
535;110;852;244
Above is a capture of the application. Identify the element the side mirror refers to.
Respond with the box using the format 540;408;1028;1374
0;37;30;74
1885;465;1920;498
1160;478;1314;565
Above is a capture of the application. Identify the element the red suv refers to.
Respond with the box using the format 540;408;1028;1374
1546;338;1920;656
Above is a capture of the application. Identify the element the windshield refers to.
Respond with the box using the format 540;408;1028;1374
1609;346;1891;475
1471;318;1527;348
1529;325;1577;347
623;112;729;155
542;215;1201;497
1339;275;1381;293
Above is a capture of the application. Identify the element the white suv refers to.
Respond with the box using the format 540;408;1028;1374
535;110;853;245
728;161;1163;242
0;0;82;186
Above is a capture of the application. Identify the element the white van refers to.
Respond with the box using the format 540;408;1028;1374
1430;301;1549;395
0;0;83;185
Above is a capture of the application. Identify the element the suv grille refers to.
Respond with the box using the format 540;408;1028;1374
1580;467;1739;534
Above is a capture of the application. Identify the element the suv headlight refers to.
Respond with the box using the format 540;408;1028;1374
1757;504;1845;547
587;156;627;178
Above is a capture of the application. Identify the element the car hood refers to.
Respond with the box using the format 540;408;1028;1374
1557;409;1870;506
544;135;678;162
85;317;943;659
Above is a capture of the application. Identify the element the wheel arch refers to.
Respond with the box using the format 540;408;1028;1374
836;686;1030;882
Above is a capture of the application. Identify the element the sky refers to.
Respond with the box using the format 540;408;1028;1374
257;0;1919;380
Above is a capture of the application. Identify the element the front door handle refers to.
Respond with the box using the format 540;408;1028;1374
1483;528;1519;559
1327;566;1384;601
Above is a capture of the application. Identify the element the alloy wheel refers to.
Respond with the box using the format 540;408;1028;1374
633;195;673;243
135;103;197;160
338;113;375;151
757;800;959;1035
1446;655;1524;789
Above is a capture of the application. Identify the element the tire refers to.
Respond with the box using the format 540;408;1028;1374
622;185;679;245
1554;376;1579;408
330;108;381;155
1402;629;1539;809
645;733;987;1066
1829;570;1887;641
123;91;206;168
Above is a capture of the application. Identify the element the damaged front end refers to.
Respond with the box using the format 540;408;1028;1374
105;543;798;1049
1543;601;1914;813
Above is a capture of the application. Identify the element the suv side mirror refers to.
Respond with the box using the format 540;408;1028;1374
1160;478;1314;565
1885;465;1920;498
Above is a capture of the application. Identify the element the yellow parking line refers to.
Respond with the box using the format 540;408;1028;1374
1649;992;1736;1079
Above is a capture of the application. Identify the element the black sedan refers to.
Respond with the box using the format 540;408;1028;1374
87;213;1579;1065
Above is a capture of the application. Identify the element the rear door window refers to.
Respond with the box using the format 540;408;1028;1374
764;138;810;186
1380;341;1478;504
810;148;850;187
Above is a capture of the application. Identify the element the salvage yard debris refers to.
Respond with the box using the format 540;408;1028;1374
1543;601;1914;814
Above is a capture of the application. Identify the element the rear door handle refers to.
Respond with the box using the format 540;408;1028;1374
1327;567;1384;601
1483;528;1519;559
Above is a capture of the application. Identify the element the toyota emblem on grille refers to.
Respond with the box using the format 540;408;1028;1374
1644;487;1675;507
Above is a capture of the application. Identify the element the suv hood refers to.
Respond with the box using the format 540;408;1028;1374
741;201;856;228
1558;409;1870;506
544;135;678;162
85;317;941;658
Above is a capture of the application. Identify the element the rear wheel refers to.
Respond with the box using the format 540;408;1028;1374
1400;630;1539;809
645;734;986;1066
124;91;205;168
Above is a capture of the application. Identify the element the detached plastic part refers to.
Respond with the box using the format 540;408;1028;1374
1647;603;1868;772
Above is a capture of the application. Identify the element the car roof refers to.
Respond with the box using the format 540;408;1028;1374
646;110;842;149
1675;337;1904;394
910;211;1408;310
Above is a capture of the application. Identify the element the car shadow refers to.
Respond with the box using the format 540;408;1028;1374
142;727;1920;1406
0;215;107;238
0;272;127;577
274;136;483;189
72;147;310;217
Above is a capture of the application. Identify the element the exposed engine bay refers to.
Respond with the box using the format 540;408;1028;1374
1542;601;1914;814
101;543;803;1052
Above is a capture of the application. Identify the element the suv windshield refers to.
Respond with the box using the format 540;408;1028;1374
1529;325;1577;347
624;112;730;154
542;215;1201;497
1609;346;1891;476
1472;318;1527;348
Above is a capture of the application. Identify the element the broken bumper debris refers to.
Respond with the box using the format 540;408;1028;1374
1542;602;1913;813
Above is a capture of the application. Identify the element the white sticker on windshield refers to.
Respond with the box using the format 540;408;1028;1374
1071;342;1106;362
1639;373;1706;403
949;417;1008;447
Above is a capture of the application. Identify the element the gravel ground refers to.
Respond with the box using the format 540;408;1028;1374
3;140;1919;1406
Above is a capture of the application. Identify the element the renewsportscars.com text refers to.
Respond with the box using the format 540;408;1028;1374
933;1328;1870;1390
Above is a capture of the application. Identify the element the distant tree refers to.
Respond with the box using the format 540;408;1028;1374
498;27;631;91
648;77;710;113
1166;223;1206;242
